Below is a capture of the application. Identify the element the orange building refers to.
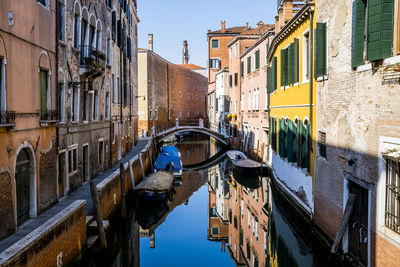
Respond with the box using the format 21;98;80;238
0;0;57;239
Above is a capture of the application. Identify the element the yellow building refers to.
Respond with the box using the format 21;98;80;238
266;3;327;215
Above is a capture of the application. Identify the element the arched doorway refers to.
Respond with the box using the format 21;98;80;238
15;149;32;225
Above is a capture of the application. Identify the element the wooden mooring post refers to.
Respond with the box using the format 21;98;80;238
120;162;126;219
139;152;145;178
89;180;107;250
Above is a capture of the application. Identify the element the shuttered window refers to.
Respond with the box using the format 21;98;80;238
366;0;393;61
267;66;272;94
117;20;121;47
255;50;260;70
266;43;269;65
287;119;296;162
294;39;300;83
314;23;327;78
272;57;277;91
234;73;238;86
280;49;286;87
288;43;295;85
247;57;251;74
270;117;277;152
112;11;116;42
351;0;394;66
240;61;244;78
300;121;310;170
352;0;366;67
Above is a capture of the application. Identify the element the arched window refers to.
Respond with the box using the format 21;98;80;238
0;35;7;123
73;1;81;48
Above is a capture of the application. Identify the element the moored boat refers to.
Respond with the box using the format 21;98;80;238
134;171;174;203
226;150;261;175
154;146;183;177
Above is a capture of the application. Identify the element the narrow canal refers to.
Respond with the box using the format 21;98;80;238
80;133;341;267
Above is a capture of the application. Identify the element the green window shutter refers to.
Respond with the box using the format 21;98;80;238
314;23;327;78
352;0;366;67
288;43;295;85
292;121;299;164
294;39;299;83
287;120;295;162
367;0;393;61
266;43;269;64
40;70;47;113
255;50;260;69
280;50;285;87
272;57;277;91
240;61;244;78
278;119;284;157
300;122;310;169
267;67;272;94
284;48;289;86
247;57;251;74
283;120;288;158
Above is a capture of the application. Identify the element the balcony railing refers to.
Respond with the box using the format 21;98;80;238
39;110;58;122
80;45;106;77
0;111;15;126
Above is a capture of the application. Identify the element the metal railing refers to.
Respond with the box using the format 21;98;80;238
0;111;15;125
80;45;106;71
39;110;58;121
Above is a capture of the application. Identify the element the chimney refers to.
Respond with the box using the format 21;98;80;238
182;40;189;64
246;22;249;29
148;34;153;51
221;20;226;33
257;21;264;28
150;232;155;249
283;0;294;24
275;16;280;35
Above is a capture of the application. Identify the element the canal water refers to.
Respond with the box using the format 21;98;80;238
81;133;339;267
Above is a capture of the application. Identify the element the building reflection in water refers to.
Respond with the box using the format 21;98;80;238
207;157;316;267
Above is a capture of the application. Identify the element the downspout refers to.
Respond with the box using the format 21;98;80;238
55;0;60;198
167;64;169;123
309;6;314;146
119;5;122;160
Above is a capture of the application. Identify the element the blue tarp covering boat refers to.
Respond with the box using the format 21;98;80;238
154;146;183;177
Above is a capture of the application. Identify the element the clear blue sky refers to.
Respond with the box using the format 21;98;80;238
137;0;277;67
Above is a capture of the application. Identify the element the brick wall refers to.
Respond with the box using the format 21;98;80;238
39;138;58;212
0;171;14;240
0;200;86;267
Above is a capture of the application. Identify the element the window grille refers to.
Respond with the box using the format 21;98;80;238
385;158;400;234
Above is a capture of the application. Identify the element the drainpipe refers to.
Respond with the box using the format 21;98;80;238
55;0;60;198
309;6;314;145
119;5;122;160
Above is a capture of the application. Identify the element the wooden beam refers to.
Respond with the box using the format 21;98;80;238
331;193;355;254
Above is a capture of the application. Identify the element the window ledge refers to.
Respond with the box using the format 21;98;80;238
316;75;328;82
40;120;58;126
0;123;15;128
72;47;80;54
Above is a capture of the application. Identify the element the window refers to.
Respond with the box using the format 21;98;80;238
280;47;288;87
318;130;326;158
265;42;269;65
106;0;112;8
107;38;111;65
59;83;65;122
270;117;277;152
155;110;158;120
209;58;220;69
248;90;251;111
235;100;238;113
246;242;251;259
1;58;7;117
240;61;244;78
38;0;49;8
314;23;327;77
105;92;110;119
57;1;65;42
73;14;80;48
385;158;400;234
255;50;260;70
82;92;88;121
117;77;120;104
229;47;232;60
112;11;116;42
234;215;237;229
234;73;238;86
247;209;251;228
352;0;393;67
112;122;115;143
39;69;50;120
241;92;244;111
68;146;77;174
112;74;115;103
72;87;79;121
211;227;219;235
149;109;153;120
229;75;232;87
247;56;251;74
93;91;98;120
98;140;104;170
211;39;219;48
235;43;238;57
303;31;310;83
253;89;256;110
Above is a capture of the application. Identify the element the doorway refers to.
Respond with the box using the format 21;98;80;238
348;182;369;266
58;152;67;198
83;145;89;182
15;149;31;225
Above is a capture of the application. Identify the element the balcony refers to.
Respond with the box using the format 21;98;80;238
39;110;58;125
0;111;16;128
79;46;106;79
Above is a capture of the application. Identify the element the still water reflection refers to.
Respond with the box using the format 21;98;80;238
85;133;334;267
